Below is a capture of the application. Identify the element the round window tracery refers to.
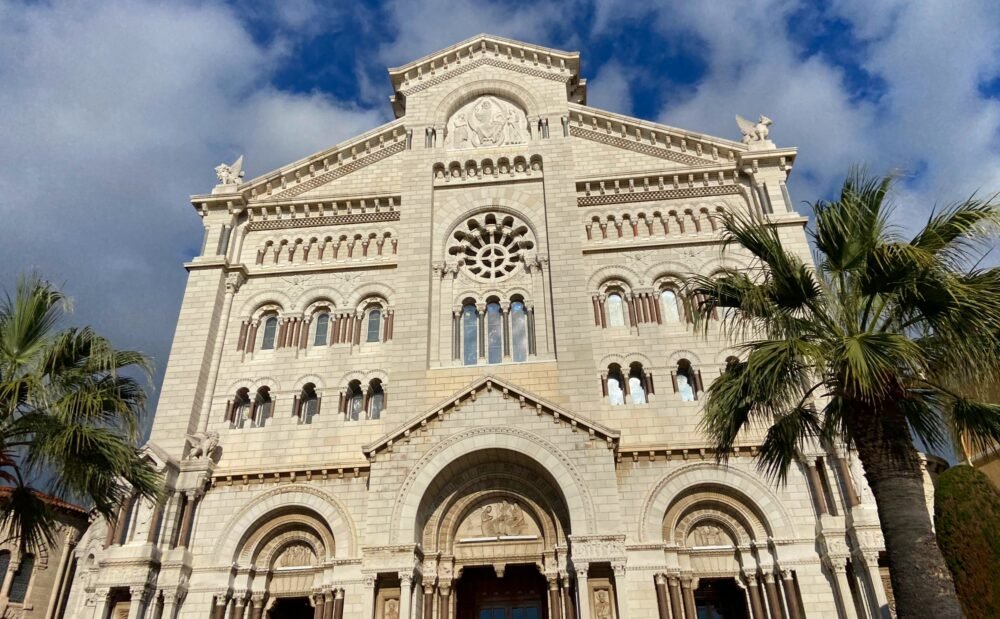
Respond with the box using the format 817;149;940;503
448;213;534;282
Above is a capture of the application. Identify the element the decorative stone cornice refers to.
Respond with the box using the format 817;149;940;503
210;465;369;488
362;376;620;458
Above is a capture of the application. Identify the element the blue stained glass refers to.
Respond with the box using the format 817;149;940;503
462;304;478;366
511;301;527;362
487;302;502;364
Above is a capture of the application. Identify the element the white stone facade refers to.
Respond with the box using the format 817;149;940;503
66;35;894;619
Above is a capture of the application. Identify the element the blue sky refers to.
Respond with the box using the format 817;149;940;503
1;0;999;435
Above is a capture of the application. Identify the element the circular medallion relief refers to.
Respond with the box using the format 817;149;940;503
448;213;535;282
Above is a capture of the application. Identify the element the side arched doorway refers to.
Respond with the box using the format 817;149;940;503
415;449;575;619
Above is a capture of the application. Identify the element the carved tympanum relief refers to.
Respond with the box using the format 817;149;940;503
276;543;315;568
445;96;528;150
686;523;732;548
457;499;539;541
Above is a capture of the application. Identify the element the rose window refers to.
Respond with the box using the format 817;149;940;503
449;213;534;282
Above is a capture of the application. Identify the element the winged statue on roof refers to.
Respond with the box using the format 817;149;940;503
215;155;245;185
735;115;773;144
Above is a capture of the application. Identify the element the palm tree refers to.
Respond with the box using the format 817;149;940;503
687;170;1000;618
0;275;161;552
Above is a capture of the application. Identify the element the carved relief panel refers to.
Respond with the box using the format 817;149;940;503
456;499;541;541
445;96;529;150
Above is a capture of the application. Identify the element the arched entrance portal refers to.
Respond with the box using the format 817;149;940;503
416;449;574;619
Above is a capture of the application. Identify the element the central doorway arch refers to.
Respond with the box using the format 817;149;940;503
413;448;575;619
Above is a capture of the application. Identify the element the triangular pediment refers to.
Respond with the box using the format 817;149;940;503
362;376;620;458
387;34;586;117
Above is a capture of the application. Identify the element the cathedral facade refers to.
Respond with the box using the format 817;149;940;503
66;36;898;619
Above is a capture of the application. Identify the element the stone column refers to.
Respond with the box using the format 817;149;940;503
666;577;683;619
680;578;696;619
561;576;576;619
323;591;334;619
249;595;266;619
612;563;630;619
360;576;376;619
177;491;201;548
149;592;165;619
836;457;860;508
437;583;451;619
161;590;185;619
653;574;670;619
424;585;435;619
806;464;828;515
92;588;112;619
126;587;149;619
780;571;802;619
548;577;562;619
575;566;591;619
333;588;345;619
763;573;784;619
825;559;859;619
211;594;229;619
861;553;891;619
232;594;248;619
745;574;766;619
313;593;325;619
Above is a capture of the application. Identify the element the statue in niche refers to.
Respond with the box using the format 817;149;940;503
384;598;399;619
594;589;612;619
446;96;528;150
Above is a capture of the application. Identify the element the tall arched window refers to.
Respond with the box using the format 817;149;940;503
660;289;681;323
510;300;528;362
260;316;278;350
368;379;385;419
462;303;478;366
606;293;626;327
252;387;272;428
628;363;647;404
676;359;698;402
313;313;329;346
607;364;626;405
346;381;364;421
366;307;382;342
8;554;33;603
299;383;319;424
231;388;251;428
486;301;502;364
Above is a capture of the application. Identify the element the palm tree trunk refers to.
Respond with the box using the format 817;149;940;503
848;404;963;619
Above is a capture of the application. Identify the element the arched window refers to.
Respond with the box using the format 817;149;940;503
510;300;528;362
231;388;251;428
8;554;33;603
368;379;385;419
299;383;319;424
366;307;382;343
486;301;502;364
313;313;329;346
676;359;698;402
606;293;626;327
252;387;272;428
462;302;478;366
660;289;682;323
346;381;364;421
628;363;647;404
260;316;278;350
607;364;626;406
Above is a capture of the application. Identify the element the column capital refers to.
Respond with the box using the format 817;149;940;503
335;588;344;599
611;562;626;576
654;573;667;585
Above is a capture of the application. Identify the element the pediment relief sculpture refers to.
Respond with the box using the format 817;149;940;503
446;96;528;150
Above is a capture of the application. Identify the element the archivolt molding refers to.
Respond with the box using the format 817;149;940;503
432;79;543;128
344;283;395;309
388;426;598;543
664;350;703;366
665;491;765;545
337;369;389;387
213;484;359;561
638;462;794;543
237;290;292;318
292;374;327;391
598;353;654;369
297;289;344;313
237;512;334;565
225;376;283;394
587;265;643;290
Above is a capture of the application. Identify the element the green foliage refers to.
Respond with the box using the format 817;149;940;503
934;465;1000;618
0;274;162;552
688;168;1000;477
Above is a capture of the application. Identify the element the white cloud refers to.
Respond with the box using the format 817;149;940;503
0;1;381;393
586;61;635;115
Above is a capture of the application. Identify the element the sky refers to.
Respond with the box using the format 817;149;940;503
2;0;1000;425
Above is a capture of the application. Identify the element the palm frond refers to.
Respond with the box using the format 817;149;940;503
0;486;55;554
756;405;823;483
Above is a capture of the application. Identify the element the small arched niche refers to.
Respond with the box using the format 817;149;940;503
445;95;529;150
